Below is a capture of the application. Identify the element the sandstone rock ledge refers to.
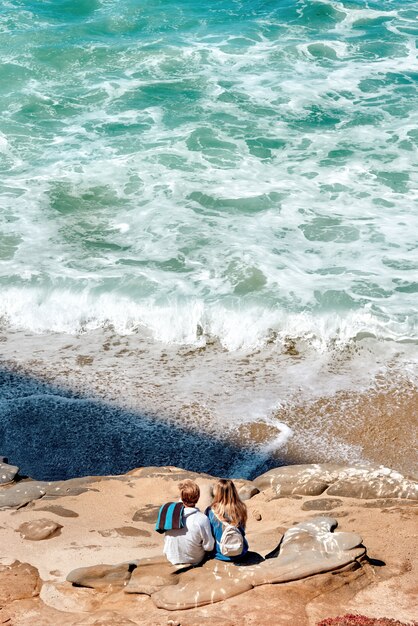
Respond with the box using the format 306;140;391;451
0;460;417;626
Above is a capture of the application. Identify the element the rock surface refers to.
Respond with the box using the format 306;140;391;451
0;457;19;485
0;477;99;510
0;481;49;509
152;559;254;610
150;516;365;610
17;518;63;540
302;498;343;511
1;460;417;625
125;558;191;595
67;563;136;590
0;561;41;604
238;484;260;501
327;476;418;500
255;464;418;500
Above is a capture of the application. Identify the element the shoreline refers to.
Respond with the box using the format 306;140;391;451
1;326;417;480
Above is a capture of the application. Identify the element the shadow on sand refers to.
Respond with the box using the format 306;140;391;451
0;367;283;481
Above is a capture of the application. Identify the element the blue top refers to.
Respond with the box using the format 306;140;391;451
205;507;248;562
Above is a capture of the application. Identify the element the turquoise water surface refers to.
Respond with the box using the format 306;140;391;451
1;0;417;349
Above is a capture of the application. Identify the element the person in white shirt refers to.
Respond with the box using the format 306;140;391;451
163;479;215;565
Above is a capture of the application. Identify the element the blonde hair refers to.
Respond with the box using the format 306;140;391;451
211;479;247;528
178;480;200;507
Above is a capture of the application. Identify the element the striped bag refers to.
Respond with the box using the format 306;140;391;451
155;502;185;533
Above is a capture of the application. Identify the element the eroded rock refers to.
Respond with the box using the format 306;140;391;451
0;476;102;510
128;466;213;481
238;484;260;501
254;464;342;493
66;563;136;590
125;557;190;595
254;464;418;501
152;559;254;610
302;498;343;511
0;481;49;509
0;561;41;605
327;476;418;500
143;517;365;610
0;458;19;485
17;518;63;540
251;517;365;587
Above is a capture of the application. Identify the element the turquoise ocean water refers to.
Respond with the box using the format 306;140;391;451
0;0;417;349
1;0;418;479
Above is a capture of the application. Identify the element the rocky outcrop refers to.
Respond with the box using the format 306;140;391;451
151;517;365;610
153;558;254;610
326;476;418;500
1;458;417;625
0;476;103;510
66;516;365;611
254;464;418;500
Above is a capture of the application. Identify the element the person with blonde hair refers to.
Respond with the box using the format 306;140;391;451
162;479;214;566
206;479;248;561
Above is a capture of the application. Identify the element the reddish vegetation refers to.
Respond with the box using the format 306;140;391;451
317;615;418;626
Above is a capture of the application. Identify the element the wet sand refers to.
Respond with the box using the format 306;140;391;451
1;326;417;479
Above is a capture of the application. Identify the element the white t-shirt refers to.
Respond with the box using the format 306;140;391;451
163;507;215;565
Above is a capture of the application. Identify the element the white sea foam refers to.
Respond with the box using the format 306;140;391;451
1;0;417;362
0;287;417;354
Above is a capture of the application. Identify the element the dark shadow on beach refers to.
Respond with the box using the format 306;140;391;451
0;367;284;481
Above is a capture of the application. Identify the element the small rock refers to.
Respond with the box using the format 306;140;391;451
252;510;262;521
17;518;63;541
0;561;41;604
238;484;260;501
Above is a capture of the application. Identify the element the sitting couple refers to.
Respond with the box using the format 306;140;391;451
162;478;248;566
